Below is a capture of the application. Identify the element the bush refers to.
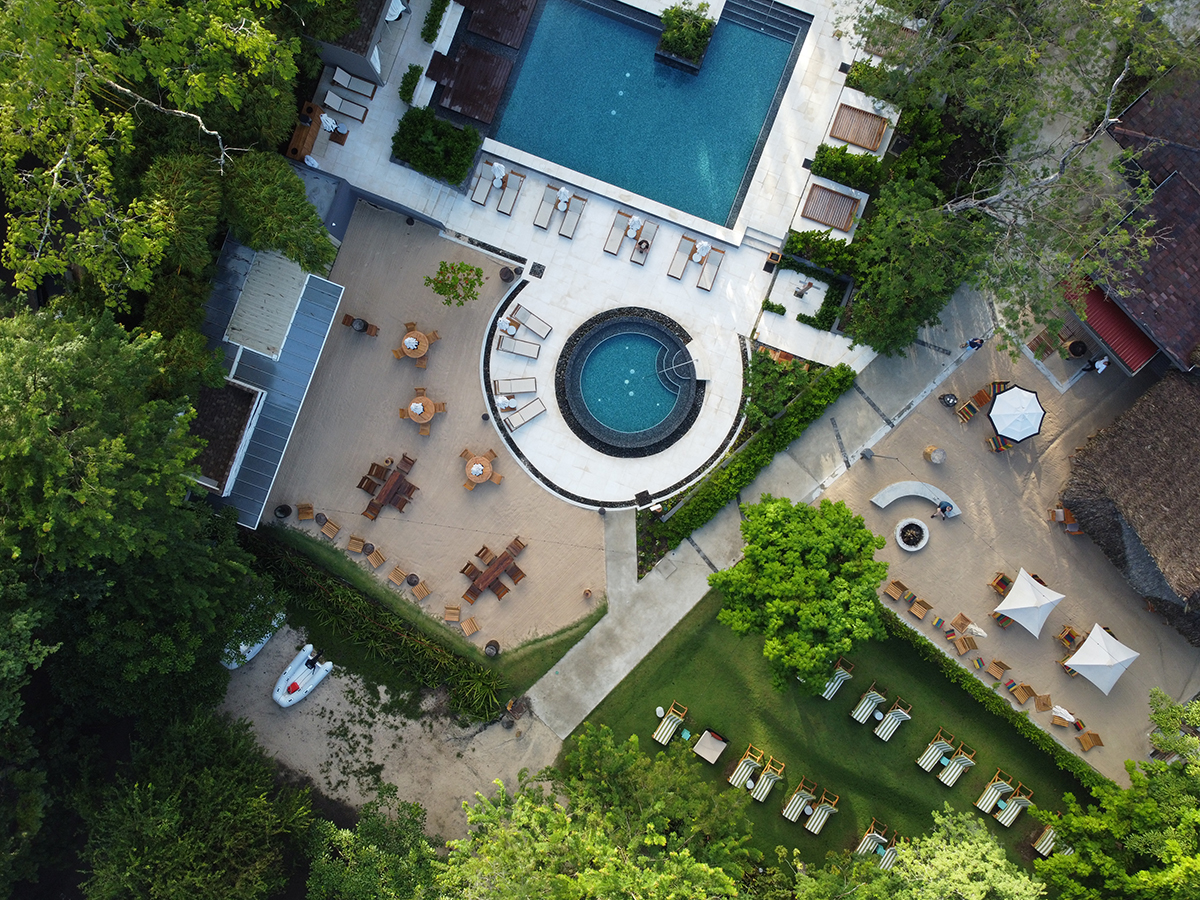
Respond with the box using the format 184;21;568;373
761;298;786;315
398;64;423;104
651;364;857;548
391;106;480;185
797;297;842;332
879;606;1113;793
811;143;885;193
743;351;816;431
785;229;858;278
658;1;715;64
421;0;450;43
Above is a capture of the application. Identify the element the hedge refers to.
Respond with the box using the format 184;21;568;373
421;0;450;43
761;298;786;315
652;363;857;548
391;105;480;185
398;64;423;104
879;605;1114;794
810;143;884;193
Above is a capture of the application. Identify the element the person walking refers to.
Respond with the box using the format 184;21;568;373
960;337;985;349
931;500;954;520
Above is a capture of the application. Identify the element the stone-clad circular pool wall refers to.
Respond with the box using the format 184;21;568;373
556;308;704;458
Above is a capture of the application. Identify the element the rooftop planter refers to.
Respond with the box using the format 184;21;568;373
655;1;715;74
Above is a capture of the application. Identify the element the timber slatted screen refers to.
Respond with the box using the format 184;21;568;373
802;184;860;231
829;104;889;150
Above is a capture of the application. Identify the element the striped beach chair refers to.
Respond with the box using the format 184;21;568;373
652;701;687;745
781;777;817;822
916;728;955;771
728;744;764;788
751;756;785;802
804;791;839;834
1033;826;1056;857
974;769;1015;813
995;783;1033;827
937;743;976;786
878;834;901;870
874;698;912;741
850;683;886;723
854;818;888;856
821;657;854;699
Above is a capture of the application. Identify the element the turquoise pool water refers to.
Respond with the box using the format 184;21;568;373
580;333;677;433
492;2;793;224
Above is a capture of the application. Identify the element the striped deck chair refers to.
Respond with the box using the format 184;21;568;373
728;744;764;788
804;791;839;835
652;701;687;745
1033;826;1064;857
937;744;976;786
854;819;888;856
751;756;784;802
850;683;886;723
974;769;1015;813
995;784;1033;827
878;835;901;870
781;778;817;822
874;698;912;741
821;657;854;699
916;728;955;771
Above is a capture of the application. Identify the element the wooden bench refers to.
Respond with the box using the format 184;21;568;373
870;481;961;517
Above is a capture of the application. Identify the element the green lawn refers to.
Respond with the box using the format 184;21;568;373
580;590;1088;866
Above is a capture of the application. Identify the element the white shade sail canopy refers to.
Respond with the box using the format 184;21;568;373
1066;623;1140;695
989;386;1045;442
993;568;1065;637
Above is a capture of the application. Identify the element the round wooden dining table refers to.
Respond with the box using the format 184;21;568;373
466;456;493;484
406;396;435;424
401;330;429;358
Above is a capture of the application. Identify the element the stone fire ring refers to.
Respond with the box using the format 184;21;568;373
895;518;929;552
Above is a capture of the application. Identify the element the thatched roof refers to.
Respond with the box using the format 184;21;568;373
1063;372;1200;607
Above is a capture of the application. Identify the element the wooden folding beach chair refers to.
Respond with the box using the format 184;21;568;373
1076;731;1103;752
443;605;460;622
388;566;408;587
1010;682;1035;704
461;617;480;637
413;581;431;601
347;535;365;554
985;659;1011;679
367;548;386;569
320;519;340;540
950;612;973;632
908;597;932;619
883;579;907;600
297;503;315;521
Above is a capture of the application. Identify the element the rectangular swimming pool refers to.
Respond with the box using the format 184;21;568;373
491;1;796;226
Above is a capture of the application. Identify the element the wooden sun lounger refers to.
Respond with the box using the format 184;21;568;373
497;335;540;358
497;171;524;215
630;221;657;265
728;744;764;788
653;700;687;744
697;247;724;291
533;185;558;229
805;791;839;834
504;398;546;432
332;66;377;99
471;167;493;205
559;194;586;238
668;236;696;279
323;90;367;122
510;303;551;339
605;211;632;254
493;377;537;394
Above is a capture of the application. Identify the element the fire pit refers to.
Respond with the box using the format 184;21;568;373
895;518;929;552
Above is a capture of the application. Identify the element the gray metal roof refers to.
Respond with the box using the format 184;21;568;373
199;240;342;527
224;251;308;359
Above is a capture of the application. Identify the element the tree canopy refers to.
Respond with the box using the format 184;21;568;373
711;496;888;688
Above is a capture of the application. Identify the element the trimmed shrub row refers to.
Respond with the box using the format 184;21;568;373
258;541;505;719
811;143;884;193
761;298;787;315
879;605;1113;793
398;64;423;104
422;0;450;43
391;106;480;185
652;363;857;548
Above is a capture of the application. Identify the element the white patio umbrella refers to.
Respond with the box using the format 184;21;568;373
1065;623;1140;695
556;186;571;210
693;240;711;262
491;162;506;180
992;568;1064;638
988;385;1045;442
627;215;642;237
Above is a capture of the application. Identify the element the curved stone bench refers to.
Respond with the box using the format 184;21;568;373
871;481;960;518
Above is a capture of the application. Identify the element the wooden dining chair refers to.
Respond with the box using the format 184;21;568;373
490;472;503;485
405;321;417;332
460;561;481;579
463;480;476;491
477;546;496;565
368;462;390;480
484;448;498;461
399;453;416;474
491;581;509;600
419;423;430;436
507;536;526;556
415;357;427;369
433;401;446;413
357;475;379;495
390;495;408;512
341;313;355;327
427;330;440;343
364;323;379;337
463;584;482;604
460;447;473;460
414;386;426;397
506;563;526;584
403;482;418;499
392;348;404;360
398;406;409;419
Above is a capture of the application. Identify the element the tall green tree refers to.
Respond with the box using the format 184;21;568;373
711;496;888;688
306;783;439;900
1035;760;1200;900
81;712;311;900
1148;687;1200;770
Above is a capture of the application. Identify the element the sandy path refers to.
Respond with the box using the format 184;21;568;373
222;626;562;840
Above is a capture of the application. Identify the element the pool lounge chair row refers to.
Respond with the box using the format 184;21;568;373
472;161;527;216
666;235;724;289
532;184;588;237
503;397;545;432
604;210;661;266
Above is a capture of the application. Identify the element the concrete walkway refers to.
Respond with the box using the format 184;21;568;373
528;283;993;735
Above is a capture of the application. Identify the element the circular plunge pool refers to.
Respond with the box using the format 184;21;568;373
557;309;703;457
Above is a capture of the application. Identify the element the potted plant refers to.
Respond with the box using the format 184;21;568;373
656;1;715;73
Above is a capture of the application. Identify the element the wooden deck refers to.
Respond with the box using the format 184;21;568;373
463;0;537;49
428;47;513;124
802;184;860;232
829;103;889;151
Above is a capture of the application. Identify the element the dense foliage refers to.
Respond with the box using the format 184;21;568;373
811;143;885;193
441;724;756;897
646;363;857;550
422;0;452;43
81;713;311;900
658;1;716;64
1034;759;1200;899
391;106;481;185
712;496;888;688
762;298;787;315
399;64;425;105
743;352;819;431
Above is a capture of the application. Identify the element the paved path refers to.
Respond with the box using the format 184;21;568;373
528;284;993;736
